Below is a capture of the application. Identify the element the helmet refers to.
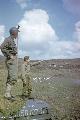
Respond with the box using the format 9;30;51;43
24;56;29;61
9;26;20;35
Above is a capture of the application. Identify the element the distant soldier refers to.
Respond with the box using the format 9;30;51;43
0;26;20;101
21;56;42;99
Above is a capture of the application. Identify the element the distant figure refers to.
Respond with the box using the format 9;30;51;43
21;56;42;99
0;26;20;101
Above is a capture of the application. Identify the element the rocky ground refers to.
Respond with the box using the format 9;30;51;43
0;56;80;119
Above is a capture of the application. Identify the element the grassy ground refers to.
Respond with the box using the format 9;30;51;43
31;68;80;120
0;96;24;117
0;66;25;117
0;60;80;119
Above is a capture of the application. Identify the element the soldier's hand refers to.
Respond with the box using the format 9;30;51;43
10;55;14;59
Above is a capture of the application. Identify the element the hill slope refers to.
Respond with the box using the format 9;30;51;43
0;56;80;119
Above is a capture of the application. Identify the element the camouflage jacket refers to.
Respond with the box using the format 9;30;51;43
1;36;17;58
21;61;41;79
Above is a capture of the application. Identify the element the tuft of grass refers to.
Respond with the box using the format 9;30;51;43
0;95;24;117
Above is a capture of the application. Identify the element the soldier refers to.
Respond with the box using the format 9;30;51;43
0;26;20;101
21;56;42;99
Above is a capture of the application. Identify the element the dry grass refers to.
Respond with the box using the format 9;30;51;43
0;59;80;119
0;95;24;117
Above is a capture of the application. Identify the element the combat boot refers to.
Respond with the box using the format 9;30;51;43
4;83;15;102
21;94;34;100
27;90;34;99
21;90;29;100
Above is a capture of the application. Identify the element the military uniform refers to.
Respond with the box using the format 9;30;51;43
21;61;32;97
1;35;18;98
21;56;41;98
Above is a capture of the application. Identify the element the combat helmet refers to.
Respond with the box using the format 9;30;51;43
9;25;20;35
24;56;29;61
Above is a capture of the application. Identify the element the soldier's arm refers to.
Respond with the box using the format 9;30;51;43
1;40;10;57
31;60;43;66
1;39;14;58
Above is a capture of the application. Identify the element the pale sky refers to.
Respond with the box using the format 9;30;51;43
0;0;80;59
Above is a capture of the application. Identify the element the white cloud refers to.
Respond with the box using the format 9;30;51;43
58;21;80;58
16;0;27;9
74;21;80;41
0;25;5;55
18;9;58;59
0;11;80;59
0;25;5;44
18;9;80;59
73;21;80;53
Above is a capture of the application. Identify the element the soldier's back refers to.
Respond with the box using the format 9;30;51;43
1;36;14;48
